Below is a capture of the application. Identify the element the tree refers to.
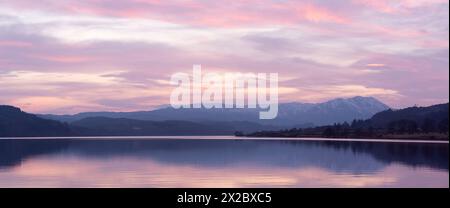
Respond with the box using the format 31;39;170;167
388;121;397;134
397;120;408;134
351;120;357;128
421;118;435;133
367;126;374;136
438;118;449;133
323;127;335;137
406;120;418;134
354;128;363;137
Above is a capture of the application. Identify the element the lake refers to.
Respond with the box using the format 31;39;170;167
0;136;448;188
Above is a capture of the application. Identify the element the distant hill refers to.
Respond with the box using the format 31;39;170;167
243;103;449;140
71;117;279;136
71;117;224;136
0;105;71;137
0;105;279;137
41;96;389;127
368;103;449;129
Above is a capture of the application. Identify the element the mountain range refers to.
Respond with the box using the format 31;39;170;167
1;96;395;137
41;96;389;127
0;106;282;136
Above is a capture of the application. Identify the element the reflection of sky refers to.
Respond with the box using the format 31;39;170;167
66;140;387;174
0;139;448;187
0;156;447;188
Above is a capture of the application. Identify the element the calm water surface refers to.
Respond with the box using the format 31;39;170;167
0;136;448;187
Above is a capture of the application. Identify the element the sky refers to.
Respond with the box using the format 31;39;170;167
0;0;448;114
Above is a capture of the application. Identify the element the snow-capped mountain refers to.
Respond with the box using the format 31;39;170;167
275;96;390;126
41;96;390;127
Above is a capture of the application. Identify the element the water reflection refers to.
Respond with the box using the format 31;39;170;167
0;138;448;187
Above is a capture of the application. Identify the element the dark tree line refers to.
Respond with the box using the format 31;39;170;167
386;118;449;134
241;117;449;139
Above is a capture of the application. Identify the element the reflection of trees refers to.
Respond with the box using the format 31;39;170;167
0;139;70;168
281;140;449;170
0;139;448;172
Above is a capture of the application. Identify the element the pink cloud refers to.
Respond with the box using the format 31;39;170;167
0;40;33;48
1;0;351;27
35;55;93;63
0;0;448;113
298;3;350;24
354;0;447;14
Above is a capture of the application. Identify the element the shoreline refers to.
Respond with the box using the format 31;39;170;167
238;133;449;141
0;135;448;144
